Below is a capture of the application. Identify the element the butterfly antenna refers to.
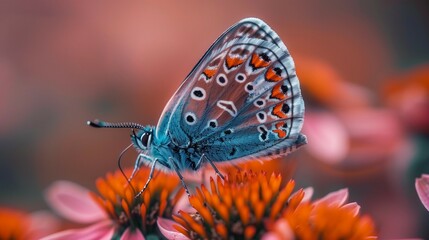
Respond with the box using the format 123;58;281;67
118;143;137;194
87;119;145;130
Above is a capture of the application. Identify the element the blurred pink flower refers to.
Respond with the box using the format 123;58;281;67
416;174;429;211
303;111;349;164
297;58;406;167
303;108;405;167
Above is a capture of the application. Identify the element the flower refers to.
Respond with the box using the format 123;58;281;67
382;63;429;134
416;174;429;211
0;207;58;240
273;189;376;240
43;167;184;239
297;58;406;167
160;170;377;240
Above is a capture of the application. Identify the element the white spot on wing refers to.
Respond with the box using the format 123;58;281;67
235;73;246;83
254;98;266;108
184;112;197;125
256;111;267;123
191;87;206;101
216;74;228;86
216;100;238;117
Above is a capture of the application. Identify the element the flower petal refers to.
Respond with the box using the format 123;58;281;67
301;187;314;203
120;228;145;240
416;174;429;211
341;202;361;216
40;220;114;240
261;233;282;240
45;180;107;223
290;187;313;203
157;217;190;240
173;193;193;213
27;210;60;239
303;112;349;164
314;188;348;207
262;219;294;240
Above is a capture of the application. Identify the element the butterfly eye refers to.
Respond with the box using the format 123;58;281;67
140;132;150;147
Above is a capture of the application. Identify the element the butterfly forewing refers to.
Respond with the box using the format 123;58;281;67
156;18;286;139
155;18;306;162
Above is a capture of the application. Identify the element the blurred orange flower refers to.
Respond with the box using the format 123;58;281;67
44;167;183;239
0;207;58;240
160;170;376;239
0;208;30;240
297;57;371;109
382;63;429;134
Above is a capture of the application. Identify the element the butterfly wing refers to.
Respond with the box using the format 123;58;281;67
156;18;306;161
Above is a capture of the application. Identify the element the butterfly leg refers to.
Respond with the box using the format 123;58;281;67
129;154;143;182
135;158;158;198
169;157;191;197
197;154;225;180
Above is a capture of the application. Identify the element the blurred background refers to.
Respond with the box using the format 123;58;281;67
1;0;428;238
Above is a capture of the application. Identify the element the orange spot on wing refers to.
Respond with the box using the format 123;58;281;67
273;129;287;138
225;56;245;69
265;67;283;82
202;68;217;79
270;85;286;100
275;121;285;129
272;103;287;118
251;53;270;69
273;121;287;138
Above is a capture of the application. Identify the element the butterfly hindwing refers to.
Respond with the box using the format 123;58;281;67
198;39;305;161
155;18;306;161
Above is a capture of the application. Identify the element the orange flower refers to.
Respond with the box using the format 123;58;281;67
165;170;377;240
44;167;184;239
0;208;29;240
91;168;184;237
382;63;429;133
281;201;376;240
171;170;303;239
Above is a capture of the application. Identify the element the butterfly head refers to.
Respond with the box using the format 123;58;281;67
131;126;154;152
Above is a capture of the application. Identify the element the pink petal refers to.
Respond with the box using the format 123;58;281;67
290;187;313;203
338;109;404;164
416;174;429;211
261;219;294;240
261;233;282;240
121;228;145;240
28;211;60;239
301;187;314;203
303;112;349;164
173;194;193;213
45;180;107;223
314;188;348;207
40;220;114;240
341;202;361;216
157;217;190;240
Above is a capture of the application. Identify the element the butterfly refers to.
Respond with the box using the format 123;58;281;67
88;18;307;196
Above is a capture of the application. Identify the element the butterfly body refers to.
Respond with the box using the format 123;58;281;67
131;125;207;171
89;18;306;194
